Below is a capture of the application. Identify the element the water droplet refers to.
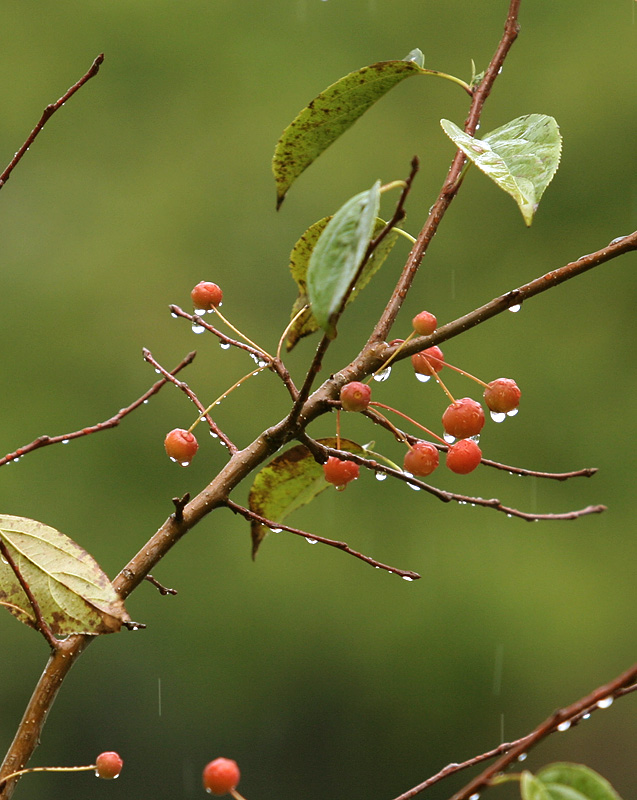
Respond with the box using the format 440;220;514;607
270;527;282;533
490;410;506;423
170;311;178;318
415;372;431;383
373;366;392;382
193;306;207;315
375;472;387;481
62;439;70;445
169;456;177;463
596;696;613;709
582;712;591;720
402;575;414;581
407;481;421;492
517;753;527;762
154;368;161;374
508;304;521;313
305;537;318;544
209;431;218;438
143;399;149;405
506;513;513;518
506;408;519;417
443;433;455;444
557;720;571;731
191;323;205;334
179;460;190;467
219;342;231;350
469;794;480;800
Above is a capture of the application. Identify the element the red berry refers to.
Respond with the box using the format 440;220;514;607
202;758;240;796
191;281;223;311
164;428;199;465
446;439;482;474
411;345;445;375
340;381;371;412
442;398;485;439
403;441;439;477
95;752;123;780
412;311;437;336
483;378;521;414
323;456;360;490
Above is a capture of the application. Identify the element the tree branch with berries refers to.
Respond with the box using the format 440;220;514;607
1;2;635;799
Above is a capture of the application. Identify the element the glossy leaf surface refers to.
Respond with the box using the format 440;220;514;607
306;181;380;338
249;438;364;556
536;762;624;800
0;514;130;636
440;114;562;225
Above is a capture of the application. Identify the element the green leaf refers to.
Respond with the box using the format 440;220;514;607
536;763;624;800
248;438;364;557
273;56;426;207
286;215;399;351
440;114;562;225
0;514;131;636
306;181;381;338
521;771;552;800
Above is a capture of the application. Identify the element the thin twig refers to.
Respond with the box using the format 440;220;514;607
142;348;237;454
0;54;104;189
225;500;421;580
144;575;178;596
0;351;196;467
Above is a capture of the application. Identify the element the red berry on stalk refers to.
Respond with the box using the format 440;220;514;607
191;281;223;311
446;439;482;474
442;398;485;439
95;752;123;780
164;428;199;465
412;310;437;336
202;758;240;796
403;441;439;477
340;381;371;412
323;457;360;490
411;345;445;375
483;378;521;414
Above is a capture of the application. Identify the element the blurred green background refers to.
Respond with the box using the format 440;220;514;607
1;1;635;798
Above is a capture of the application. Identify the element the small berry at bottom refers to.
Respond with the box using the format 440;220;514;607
323;457;360;490
202;758;241;796
403;441;439;477
484;378;521;413
191;281;223;311
164;428;199;465
412;310;437;336
340;381;372;412
95;752;123;780
411;345;445;375
442;398;485;439
446;439;482;474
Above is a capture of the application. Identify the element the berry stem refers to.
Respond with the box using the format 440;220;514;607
370;402;447;446
277;304;309;360
209;307;273;361
230;790;249;800
0;765;96;784
188;366;267;434
439;359;489;388
366;331;416;383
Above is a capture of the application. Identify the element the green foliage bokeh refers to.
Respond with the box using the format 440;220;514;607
0;2;635;799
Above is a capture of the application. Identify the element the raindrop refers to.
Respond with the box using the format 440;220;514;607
508;304;521;313
257;358;268;368
375;472;387;481
143;399;149;405
582;713;591;720
443;433;455;444
170;311;178;318
469;794;480;800
415;373;431;383
402;575;414;582
517;753;528;762
557;720;571;732
490;410;506;423
179;461;190;467
506;408;519;417
219;342;231;350
191;323;205;334
407;482;420;491
596;696;613;709
270;527;282;533
169;456;177;463
155;368;161;374
209;431;218;438
373;366;392;382
193;307;207;315
305;537;318;544
62;439;70;445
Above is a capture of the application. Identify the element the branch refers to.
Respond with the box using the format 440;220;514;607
225;500;421;581
0;54;104;190
0;351;196;467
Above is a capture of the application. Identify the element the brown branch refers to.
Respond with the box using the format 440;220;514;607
369;0;521;345
225;500;421;580
144;575;178;596
142;348;237;454
0;351;196;467
0;54;104;190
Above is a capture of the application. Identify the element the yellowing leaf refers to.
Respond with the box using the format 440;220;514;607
248;438;364;557
0;515;131;636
